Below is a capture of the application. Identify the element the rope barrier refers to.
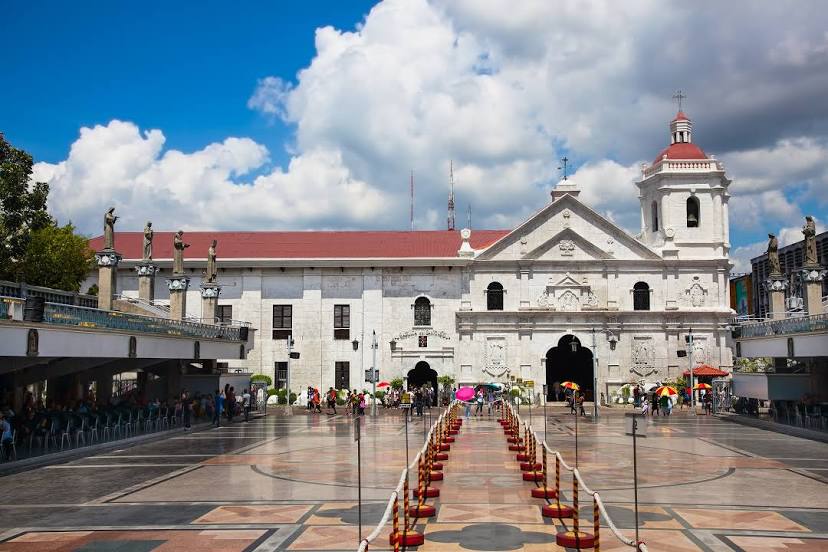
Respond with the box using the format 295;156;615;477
502;403;649;552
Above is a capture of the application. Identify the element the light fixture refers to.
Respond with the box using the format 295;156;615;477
389;339;397;352
352;338;359;351
570;339;579;353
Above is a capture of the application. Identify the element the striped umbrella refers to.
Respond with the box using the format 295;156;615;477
693;383;712;390
561;381;580;391
655;386;677;397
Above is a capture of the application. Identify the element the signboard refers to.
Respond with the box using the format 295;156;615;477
364;369;379;383
525;380;534;388
624;413;647;437
400;392;412;408
289;352;300;359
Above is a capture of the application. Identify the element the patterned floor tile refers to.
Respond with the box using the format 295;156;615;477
192;505;313;524
725;535;828;551
0;530;266;552
673;508;809;531
287;526;391;550
437;504;543;524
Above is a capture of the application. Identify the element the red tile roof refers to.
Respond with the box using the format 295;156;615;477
682;364;730;377
88;230;510;260
652;142;707;165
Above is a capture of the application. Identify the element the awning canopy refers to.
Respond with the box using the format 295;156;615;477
683;364;730;377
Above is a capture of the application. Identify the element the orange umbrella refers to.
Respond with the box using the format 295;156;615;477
377;381;391;388
655;386;677;397
561;381;580;391
693;383;712;390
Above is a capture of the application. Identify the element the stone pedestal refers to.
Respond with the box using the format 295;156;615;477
801;266;826;315
764;274;788;319
135;263;157;302
200;283;222;324
95;250;122;311
166;275;190;321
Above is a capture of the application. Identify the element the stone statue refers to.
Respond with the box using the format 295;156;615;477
103;207;118;250
767;233;781;275
142;221;153;261
206;239;218;283
803;215;818;266
173;230;190;274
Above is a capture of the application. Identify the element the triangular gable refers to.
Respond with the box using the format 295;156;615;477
476;194;662;261
549;273;587;288
523;227;614;260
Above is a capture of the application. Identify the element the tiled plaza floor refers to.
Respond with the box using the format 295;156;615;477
0;407;826;551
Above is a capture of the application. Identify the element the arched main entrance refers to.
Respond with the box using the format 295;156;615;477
407;361;438;396
546;335;594;401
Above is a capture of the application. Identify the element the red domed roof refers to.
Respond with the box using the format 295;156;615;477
672;111;689;122
653;142;706;165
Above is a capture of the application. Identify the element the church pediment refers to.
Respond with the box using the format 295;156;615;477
523;227;613;260
476;194;662;262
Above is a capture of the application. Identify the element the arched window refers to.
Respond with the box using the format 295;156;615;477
414;297;431;326
651;200;659;232
686;196;700;228
487;282;504;311
633;282;650;311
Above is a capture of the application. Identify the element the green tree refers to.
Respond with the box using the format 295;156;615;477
19;223;94;291
0;133;52;278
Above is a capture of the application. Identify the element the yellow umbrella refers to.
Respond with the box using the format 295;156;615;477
655;386;677;397
561;381;580;391
693;383;712;390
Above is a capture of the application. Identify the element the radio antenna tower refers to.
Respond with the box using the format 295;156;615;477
409;170;415;231
447;160;456;231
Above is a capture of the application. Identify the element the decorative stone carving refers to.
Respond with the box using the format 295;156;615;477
200;284;221;298
682;276;708;307
166;276;190;291
143;221;153;261
558;290;579;311
803;215;818;267
95;251;122;267
484;337;507;377
767;233;781;275
103;207;118;250
206;239;218;283
562;209;571;228
536;291;552;308
630;337;656;377
135;264;157;276
559;240;575;256
800;267;826;283
173;231;190;274
764;277;789;292
585;292;599;307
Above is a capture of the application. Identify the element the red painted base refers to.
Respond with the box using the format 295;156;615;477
408;504;436;518
531;487;558;499
431;462;443;471
508;445;526;452
556;531;596;548
412;487;440;498
439;444;450;451
520;462;542;471
390;531;424;546
542;503;574;518
507;437;524;444
499;420;508;425
515;453;530;461
454;420;462;425
522;472;543;481
443;436;455;443
435;452;449;461
448;429;459;435
429;471;444;481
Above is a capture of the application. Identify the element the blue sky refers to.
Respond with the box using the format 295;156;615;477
3;0;827;273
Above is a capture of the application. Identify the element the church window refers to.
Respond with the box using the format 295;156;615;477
651;201;659;232
272;305;292;340
686;197;700;228
633;282;650;311
486;282;504;311
414;297;431;326
335;361;350;390
274;361;288;390
334;305;350;340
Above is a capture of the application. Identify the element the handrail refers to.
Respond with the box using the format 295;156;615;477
357;404;453;552
513;408;648;551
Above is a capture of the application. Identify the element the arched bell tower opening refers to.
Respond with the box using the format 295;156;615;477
546;335;594;401
407;361;438;396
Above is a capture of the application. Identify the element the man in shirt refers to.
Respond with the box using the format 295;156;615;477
242;388;251;422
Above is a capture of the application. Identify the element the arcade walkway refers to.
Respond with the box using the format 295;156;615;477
0;408;826;551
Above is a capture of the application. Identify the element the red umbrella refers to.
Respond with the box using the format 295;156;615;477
377;381;391;388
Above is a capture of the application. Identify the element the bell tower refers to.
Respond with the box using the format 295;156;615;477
636;109;731;260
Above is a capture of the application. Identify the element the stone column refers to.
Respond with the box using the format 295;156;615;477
764;275;788;320
95;250;122;311
135;263;157;302
167;275;190;320
801;267;826;315
200;283;221;323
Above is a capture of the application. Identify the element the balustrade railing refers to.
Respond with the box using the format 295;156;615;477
739;312;828;338
42;302;245;341
0;279;98;308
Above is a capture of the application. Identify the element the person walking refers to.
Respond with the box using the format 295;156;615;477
633;385;641;408
414;388;424;417
181;390;192;431
553;381;561;402
358;392;366;416
486;388;495;415
651;392;659;417
577;392;587;417
475;389;484;416
327;387;337;415
641;397;650;416
242;388;251;422
213;389;224;427
464;398;472;419
226;387;235;423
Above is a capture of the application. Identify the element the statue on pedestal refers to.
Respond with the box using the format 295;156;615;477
142;221;153;261
767;233;781;275
803;215;818;266
103;207;118;250
173;230;190;274
206;239;218;283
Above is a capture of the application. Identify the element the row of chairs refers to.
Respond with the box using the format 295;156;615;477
771;402;828;431
1;406;187;463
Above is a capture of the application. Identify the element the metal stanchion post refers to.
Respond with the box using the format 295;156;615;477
355;416;362;544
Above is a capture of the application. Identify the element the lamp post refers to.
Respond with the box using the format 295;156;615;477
591;327;599;422
371;330;378;416
570;338;579;468
687;328;695;416
285;336;295;416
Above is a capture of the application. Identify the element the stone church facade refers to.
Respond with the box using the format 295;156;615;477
99;111;734;399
